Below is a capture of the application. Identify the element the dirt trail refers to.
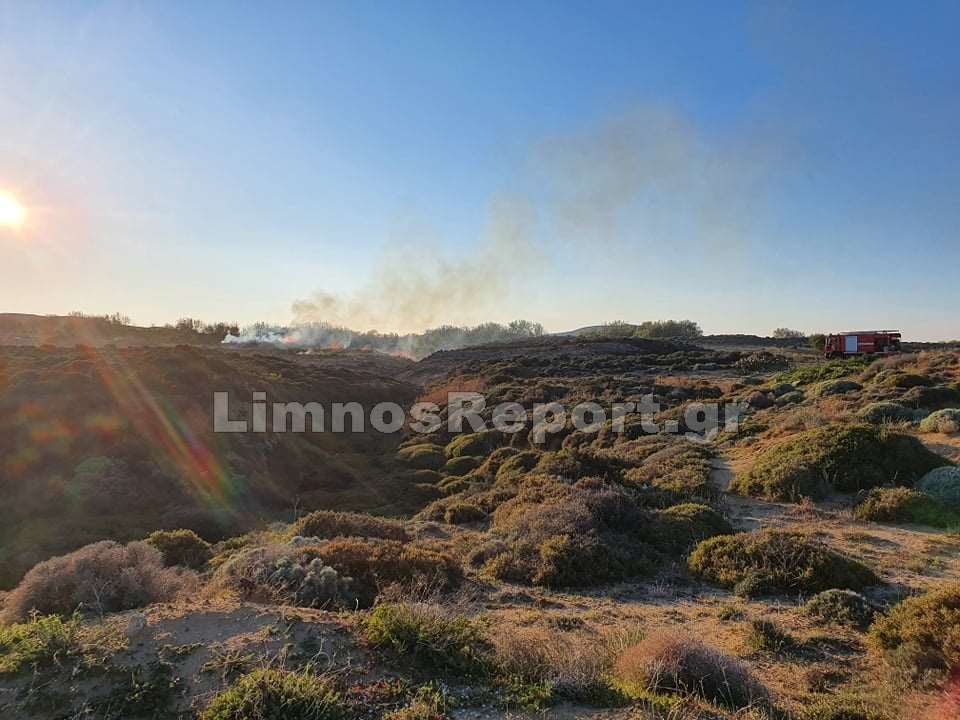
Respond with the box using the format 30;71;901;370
710;456;788;531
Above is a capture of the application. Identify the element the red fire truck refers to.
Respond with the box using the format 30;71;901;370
824;331;901;359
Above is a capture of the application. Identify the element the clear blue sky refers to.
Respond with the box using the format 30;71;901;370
1;1;958;338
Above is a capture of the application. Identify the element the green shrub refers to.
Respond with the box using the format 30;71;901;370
919;408;960;434
613;631;766;709
804;589;877;630
776;359;868;386
146;529;212;570
486;477;657;587
363;603;491;677
902;385;960;410
868;583;960;683
811;379;862;397
0;612;83;675
200;668;348;720
746;619;794;653
407;469;443;485
853;487;960;528
531;534;651;588
688;530;879;596
397;444;447;470
880;372;934;389
916;466;960;508
805;695;889;720
619;441;716;500
442;455;483;475
651;504;733;555
494;451;541;483
443;502;487;524
533;449;585;479
856;402;919;425
445;431;500;458
733;425;948;500
291;510;407;542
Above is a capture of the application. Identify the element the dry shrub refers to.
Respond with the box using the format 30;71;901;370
290;510;408;542
493;625;626;701
1;541;196;622
613;631;766;709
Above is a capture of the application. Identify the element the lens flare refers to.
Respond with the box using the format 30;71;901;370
0;192;25;228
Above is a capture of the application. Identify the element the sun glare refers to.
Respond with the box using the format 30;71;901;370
0;192;26;229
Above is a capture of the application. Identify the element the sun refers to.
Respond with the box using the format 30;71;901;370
0;192;26;229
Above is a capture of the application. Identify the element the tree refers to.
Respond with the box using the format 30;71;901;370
634;320;703;339
772;328;806;339
808;334;827;352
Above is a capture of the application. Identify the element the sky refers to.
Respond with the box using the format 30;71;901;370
1;1;958;339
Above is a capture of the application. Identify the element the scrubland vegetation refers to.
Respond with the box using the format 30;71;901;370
2;336;960;718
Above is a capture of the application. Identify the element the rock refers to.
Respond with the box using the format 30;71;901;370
746;391;774;409
125;612;148;638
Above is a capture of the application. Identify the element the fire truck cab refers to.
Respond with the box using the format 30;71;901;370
824;331;901;359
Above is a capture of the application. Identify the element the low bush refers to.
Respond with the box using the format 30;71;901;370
746;619;794;653
856;402;919;425
619;441;716;500
442;455;483;475
650;504;733;555
868;583;960;683
290;510;408;542
445;431;500;458
362;603;491;677
492;625;628;705
0;612;82;675
733;425;948;500
443;502;487;524
902;385;960;411
397;444;447;470
210;545;353;608
804;589;877;630
484;477;657;587
853;487;960;528
879;372;934;389
919;408;960;434
213;540;461;609
688;530;879;596
811;379;862;397
916;466;960;508
200;668;348;720
495;451;541;483
735;351;790;373
1;541;195;622
776;359;868;386
613;631;766;709
146;529;212;570
806;695;889;720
